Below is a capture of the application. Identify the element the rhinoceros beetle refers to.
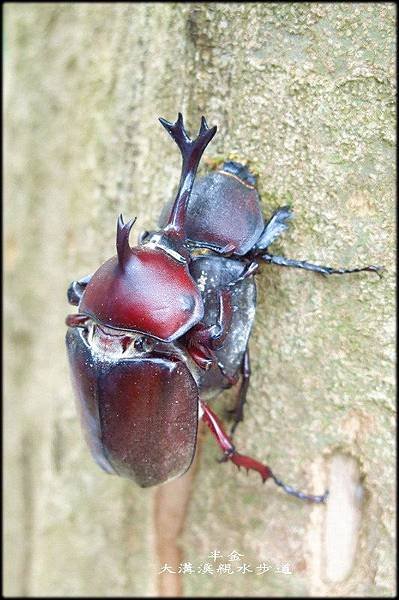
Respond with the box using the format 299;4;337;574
66;113;382;503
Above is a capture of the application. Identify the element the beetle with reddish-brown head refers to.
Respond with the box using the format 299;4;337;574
66;113;382;500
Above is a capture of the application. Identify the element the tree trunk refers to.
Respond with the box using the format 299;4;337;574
4;3;395;597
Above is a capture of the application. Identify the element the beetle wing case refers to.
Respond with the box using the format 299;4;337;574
66;327;198;487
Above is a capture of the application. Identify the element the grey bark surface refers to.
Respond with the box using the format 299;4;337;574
4;3;395;597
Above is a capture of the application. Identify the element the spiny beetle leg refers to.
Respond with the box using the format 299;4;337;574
226;261;259;287
185;289;233;369
260;252;383;278
271;474;329;504
254;205;294;251
211;289;233;348
200;400;328;504
228;346;251;437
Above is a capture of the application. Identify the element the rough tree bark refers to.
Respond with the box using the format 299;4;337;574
4;3;395;597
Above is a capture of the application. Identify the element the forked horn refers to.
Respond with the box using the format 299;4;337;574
116;214;136;269
159;113;217;239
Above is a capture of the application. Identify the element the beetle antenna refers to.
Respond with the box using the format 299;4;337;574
159;113;217;240
116;214;136;269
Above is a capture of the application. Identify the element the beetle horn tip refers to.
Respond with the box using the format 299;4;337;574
116;214;136;267
158;116;170;128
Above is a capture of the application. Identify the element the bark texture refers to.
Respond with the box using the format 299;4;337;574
4;3;395;597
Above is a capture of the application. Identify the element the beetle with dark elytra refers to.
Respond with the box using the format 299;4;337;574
66;113;382;503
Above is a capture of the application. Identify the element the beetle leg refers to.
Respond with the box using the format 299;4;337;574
227;346;251;436
185;289;233;369
211;289;233;348
185;322;219;370
259;253;383;278
188;239;237;256
67;274;92;305
227;261;259;287
65;314;90;328
254;205;294;250
201;400;328;504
